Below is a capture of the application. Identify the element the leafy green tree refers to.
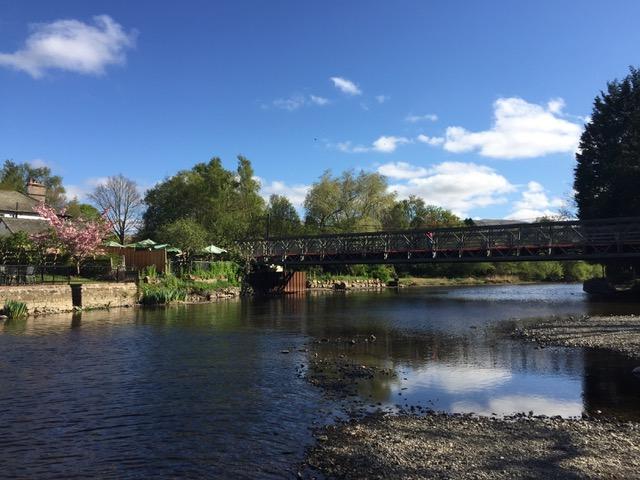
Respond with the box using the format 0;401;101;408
304;170;395;232
266;194;302;237
0;160;66;208
575;67;640;219
142;156;265;245
158;218;208;260
65;199;101;220
384;196;461;229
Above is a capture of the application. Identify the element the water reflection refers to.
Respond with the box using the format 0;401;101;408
0;284;640;477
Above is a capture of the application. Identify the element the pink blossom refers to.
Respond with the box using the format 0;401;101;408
32;203;112;273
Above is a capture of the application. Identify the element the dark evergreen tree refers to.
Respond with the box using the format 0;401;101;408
575;67;640;219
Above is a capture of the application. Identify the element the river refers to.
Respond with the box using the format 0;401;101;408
1;283;639;478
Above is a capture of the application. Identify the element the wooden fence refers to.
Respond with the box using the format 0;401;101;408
106;247;167;273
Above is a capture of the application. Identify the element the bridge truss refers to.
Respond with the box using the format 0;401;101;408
237;217;640;266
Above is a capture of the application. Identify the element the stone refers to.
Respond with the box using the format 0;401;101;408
633;366;640;376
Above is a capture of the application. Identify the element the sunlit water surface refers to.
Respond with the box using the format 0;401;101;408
1;283;639;478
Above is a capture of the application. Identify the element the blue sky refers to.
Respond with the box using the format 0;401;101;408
1;1;639;220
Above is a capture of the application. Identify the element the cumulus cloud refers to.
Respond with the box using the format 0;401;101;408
405;113;438;123
270;94;329;111
443;97;582;159
330;76;362;95
0;15;136;78
416;134;445;146
403;364;512;394
336;135;411;154
386;161;515;217
505;181;565;221
258;178;310;210
377;162;428;179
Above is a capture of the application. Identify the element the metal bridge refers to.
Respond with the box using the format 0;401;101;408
237;217;640;266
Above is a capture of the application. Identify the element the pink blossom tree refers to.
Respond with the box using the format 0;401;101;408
33;203;112;275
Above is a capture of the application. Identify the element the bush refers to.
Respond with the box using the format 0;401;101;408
3;300;28;319
140;284;187;305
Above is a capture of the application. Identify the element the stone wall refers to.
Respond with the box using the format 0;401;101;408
0;282;138;315
307;279;386;290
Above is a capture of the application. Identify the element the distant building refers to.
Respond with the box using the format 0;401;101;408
0;180;50;237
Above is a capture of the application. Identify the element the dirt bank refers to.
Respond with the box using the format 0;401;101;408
304;413;640;479
513;315;640;358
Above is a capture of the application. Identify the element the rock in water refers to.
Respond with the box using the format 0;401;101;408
633;366;640;376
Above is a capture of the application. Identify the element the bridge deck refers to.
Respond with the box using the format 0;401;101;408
237;217;640;265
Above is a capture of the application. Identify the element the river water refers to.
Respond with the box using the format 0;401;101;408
1;283;639;478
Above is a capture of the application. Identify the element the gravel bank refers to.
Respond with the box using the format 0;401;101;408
304;413;640;479
513;315;640;358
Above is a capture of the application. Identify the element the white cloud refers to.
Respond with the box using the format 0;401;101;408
404;364;512;394
258;178;310;210
377;162;428;179
330;76;362;95
387;161;515;217
405;113;438;123
452;395;582;418
375;95;389;104
416;134;445;146
64;176;108;201
443;97;582;159
309;94;329;106
505;181;565;221
270;94;329;111
0;15;135;78
26;158;50;169
336;135;411;154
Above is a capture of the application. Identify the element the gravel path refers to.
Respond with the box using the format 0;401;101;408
304;413;640;479
513;315;640;358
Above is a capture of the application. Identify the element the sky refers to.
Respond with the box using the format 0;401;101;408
1;1;639;220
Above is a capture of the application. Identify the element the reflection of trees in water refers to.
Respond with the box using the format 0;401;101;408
581;348;640;421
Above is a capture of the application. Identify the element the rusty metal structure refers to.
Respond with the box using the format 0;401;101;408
237;217;640;266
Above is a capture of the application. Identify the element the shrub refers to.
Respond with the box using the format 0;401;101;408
140;284;187;305
3;300;28;319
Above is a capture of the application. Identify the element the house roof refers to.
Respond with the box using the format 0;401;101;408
0;190;40;214
0;217;50;236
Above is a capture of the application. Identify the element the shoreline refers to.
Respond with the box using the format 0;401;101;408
302;412;640;479
513;314;640;359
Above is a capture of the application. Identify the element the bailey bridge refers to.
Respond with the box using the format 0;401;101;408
237;217;640;266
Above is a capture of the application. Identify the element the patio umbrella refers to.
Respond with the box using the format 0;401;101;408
202;245;227;254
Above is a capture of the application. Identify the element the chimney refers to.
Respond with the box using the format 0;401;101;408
26;179;46;203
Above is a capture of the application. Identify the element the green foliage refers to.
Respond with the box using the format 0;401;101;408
0;232;38;264
267;194;302;237
140;264;158;279
65;199;101;220
158;218;208;259
0;160;66;209
575;67;640;219
142;156;265;245
140;284;187;305
304;170;395;233
191;261;240;285
384;196;462;229
3;300;28;319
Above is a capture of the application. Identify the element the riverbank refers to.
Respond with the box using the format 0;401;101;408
513;314;640;358
303;412;640;479
306;274;525;291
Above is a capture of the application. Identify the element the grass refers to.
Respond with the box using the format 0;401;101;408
398;275;523;287
3;300;28;319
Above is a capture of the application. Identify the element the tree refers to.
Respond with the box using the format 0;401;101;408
384;196;461;229
33;203;111;274
65;198;101;221
0;160;66;208
89;175;144;244
157;218;208;260
304;170;395;232
266;194;302;237
575;67;640;219
142;156;265;245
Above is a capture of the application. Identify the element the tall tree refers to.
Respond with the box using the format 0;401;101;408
266;194;302;237
384;196;461;229
89;175;144;244
575;67;640;219
304;170;395;232
142;156;265;245
157;218;208;260
0;160;66;208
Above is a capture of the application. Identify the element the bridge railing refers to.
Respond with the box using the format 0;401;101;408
236;217;640;265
